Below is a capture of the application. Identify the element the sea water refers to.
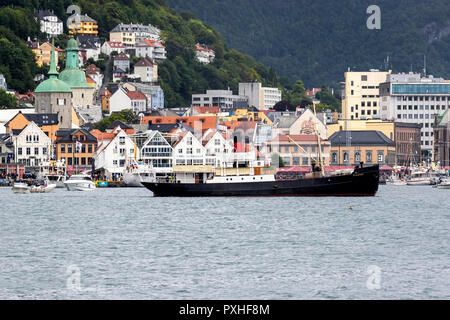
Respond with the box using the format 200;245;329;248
0;185;449;299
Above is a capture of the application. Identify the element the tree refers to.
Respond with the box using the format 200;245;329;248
0;90;18;109
93;109;139;131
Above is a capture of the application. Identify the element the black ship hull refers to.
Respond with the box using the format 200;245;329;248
142;165;380;197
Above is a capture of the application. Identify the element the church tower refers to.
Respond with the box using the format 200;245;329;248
58;37;95;107
35;38;73;129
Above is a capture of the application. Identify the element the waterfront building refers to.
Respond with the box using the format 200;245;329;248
192;89;248;109
133;57;158;83
140;130;174;173
0;133;14;165
328;130;396;166
92;127;136;177
379;72;450;161
34;41;73;129
341;69;392;120
238;82;282;110
195;43;215;64
12;121;52;169
55;128;97;170
433;109;450;167
272;109;327;139
141;116;218;135
101;41;126;56
110;23;161;47
267;134;331;167
109;87;147;115
5;112;59;142
35;9;63;37
68;14;98;36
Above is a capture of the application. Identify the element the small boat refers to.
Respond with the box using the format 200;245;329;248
386;174;407;186
406;170;435;186
12;182;29;194
30;182;57;193
437;179;450;189
64;174;96;191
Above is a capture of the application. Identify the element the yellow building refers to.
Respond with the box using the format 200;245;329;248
39;42;63;66
68;14;98;36
329;130;396;166
327;119;395;141
219;108;273;125
342;70;391;120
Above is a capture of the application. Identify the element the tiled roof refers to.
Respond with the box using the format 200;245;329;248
142;116;217;134
135;57;155;67
275;134;326;142
114;52;129;60
56;129;98;143
85;64;100;74
125;91;146;100
329;130;395;146
106;120;133;130
194;106;220;114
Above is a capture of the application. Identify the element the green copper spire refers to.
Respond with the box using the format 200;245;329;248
58;36;91;88
48;37;58;79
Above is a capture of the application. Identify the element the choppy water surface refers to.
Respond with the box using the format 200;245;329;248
0;185;449;299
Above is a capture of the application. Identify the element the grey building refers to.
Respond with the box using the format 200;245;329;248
380;72;450;160
113;53;130;73
192;89;247;110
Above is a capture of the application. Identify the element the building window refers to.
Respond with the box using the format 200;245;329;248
26;148;31;155
354;152;361;163
377;152;384;163
293;157;300;165
366;151;373;163
361;75;367;81
60;144;66;153
343;152;349;163
331;152;337;163
88;144;92;153
68;144;72;153
34;148;39;155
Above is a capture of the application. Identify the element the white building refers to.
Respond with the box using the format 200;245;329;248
133;57;158;83
35;10;63;37
110;87;147;115
380;72;450;160
101;41;125;56
239;82;281;110
85;64;103;91
13;121;52;168
0;73;7;91
93;127;136;177
140;131;173;174
195;43;215;64
272;108;327;139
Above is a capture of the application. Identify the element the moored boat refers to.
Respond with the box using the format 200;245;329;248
436;179;450;189
12;182;29;194
64;174;96;191
143;164;379;197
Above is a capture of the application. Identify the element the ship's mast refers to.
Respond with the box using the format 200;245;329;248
312;104;325;177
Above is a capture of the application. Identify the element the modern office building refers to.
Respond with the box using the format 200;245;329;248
379;72;450;161
238;82;282;110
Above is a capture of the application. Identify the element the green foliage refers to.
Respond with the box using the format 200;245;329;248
0;90;18;109
93;109;139;131
167;0;450;88
315;86;341;112
0;0;306;105
0;26;36;93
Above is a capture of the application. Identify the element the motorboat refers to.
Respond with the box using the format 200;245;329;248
30;180;57;193
436;179;450;189
64;174;96;191
37;160;67;188
12;182;29;194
